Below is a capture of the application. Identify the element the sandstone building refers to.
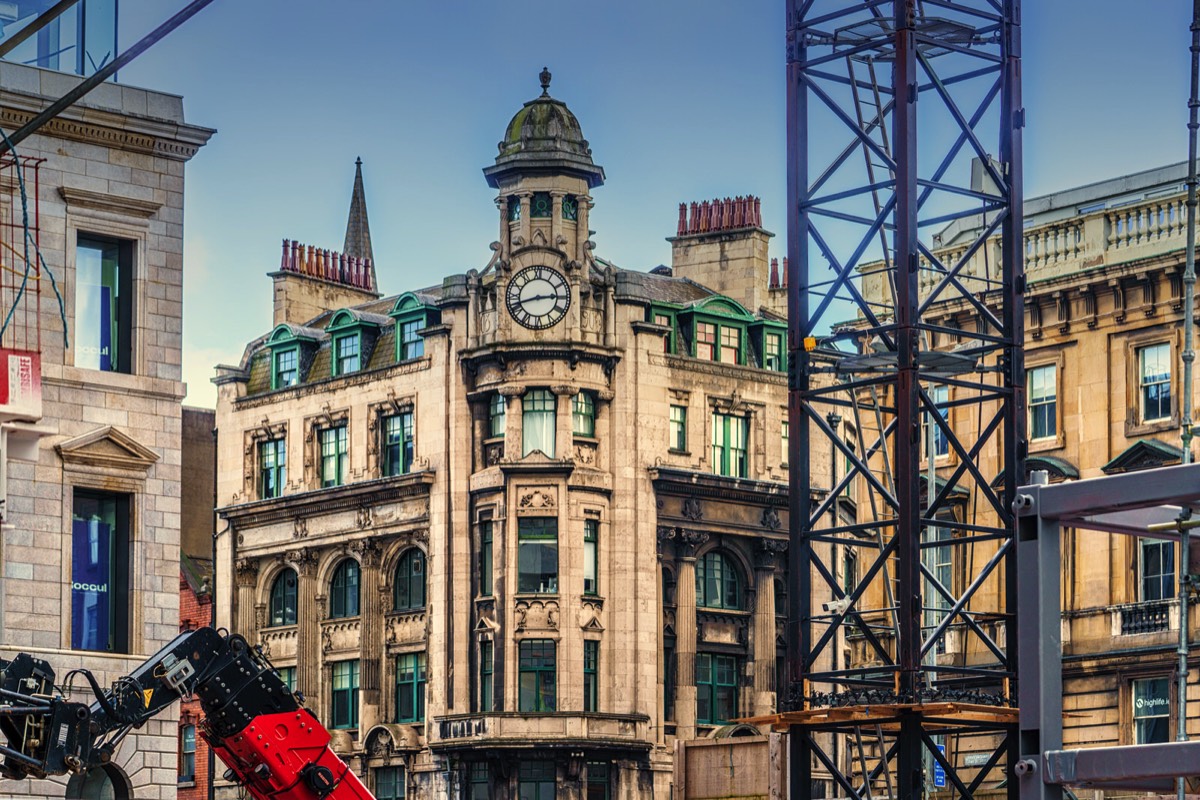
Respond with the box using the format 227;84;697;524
0;54;212;800
212;73;838;799
837;161;1200;797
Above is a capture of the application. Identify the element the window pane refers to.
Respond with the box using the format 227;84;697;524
670;405;687;450
719;326;740;364
1028;365;1058;440
584;520;598;595
518;518;558;594
573;392;595;437
1133;678;1170;744
274;348;298;388
479;521;494;596
523;390;557;457
400;319;424;360
336;335;361;374
696;322;716;360
1139;343;1172;422
71;492;128;653
490;394;507;438
75;237;126;372
531;192;552;218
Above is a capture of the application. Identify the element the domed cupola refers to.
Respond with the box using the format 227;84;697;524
483;68;605;189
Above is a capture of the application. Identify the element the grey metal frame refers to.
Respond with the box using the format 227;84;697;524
1014;463;1200;800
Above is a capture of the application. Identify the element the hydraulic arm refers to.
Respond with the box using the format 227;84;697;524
0;627;373;800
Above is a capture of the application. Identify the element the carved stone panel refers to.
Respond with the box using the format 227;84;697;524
514;598;560;631
385;611;429;647
321;619;361;655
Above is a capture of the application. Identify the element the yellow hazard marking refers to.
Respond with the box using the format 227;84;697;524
143;689;154;708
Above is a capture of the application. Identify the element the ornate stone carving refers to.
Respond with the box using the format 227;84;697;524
235;558;259;587
293;517;308;539
514;598;559;631
760;507;782;531
518;490;556;510
682;497;703;521
757;537;788;569
356;506;374;530
368;729;391;758
485;442;505;466
352;537;383;567
293;548;320;576
574;444;596;465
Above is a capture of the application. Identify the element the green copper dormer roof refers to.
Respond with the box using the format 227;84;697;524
268;323;323;346
325;308;390;333
484;68;605;189
687;295;755;321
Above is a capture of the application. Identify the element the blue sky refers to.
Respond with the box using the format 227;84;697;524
110;1;1195;407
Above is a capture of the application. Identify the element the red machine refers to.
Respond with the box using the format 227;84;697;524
0;627;373;800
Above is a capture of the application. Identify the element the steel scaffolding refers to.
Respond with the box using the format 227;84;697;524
782;2;1023;799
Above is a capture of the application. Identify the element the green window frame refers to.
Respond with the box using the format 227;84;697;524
518;640;556;712
586;763;610;800
573;392;596;437
764;332;784;371
530;192;552;218
277;666;296;692
259;438;286;499
479;639;494;712
651;309;677;353
583;519;599;595
393;549;426;611
669;405;687;451
383;412;414;477
489;394;507;439
398;319;424;361
479;520;493;597
395;652;426;723
333;333;361;376
331;660;359;729
583;640;598;713
518;517;558;594
269;569;298;626
782;419;789;466
320;425;349;488
696;550;741;609
470;763;491;800
522;389;557;457
562;194;579;220
273;347;299;390
711;412;748;478
719;326;741;364
693;318;746;364
375;766;405;800
696;653;738;725
329;559;360;619
518;762;556;800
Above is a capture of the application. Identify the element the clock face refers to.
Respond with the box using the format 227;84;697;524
506;266;570;330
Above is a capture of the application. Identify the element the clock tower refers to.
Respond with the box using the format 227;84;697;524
483;68;605;341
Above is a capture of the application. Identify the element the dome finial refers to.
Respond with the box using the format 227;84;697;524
539;66;552;96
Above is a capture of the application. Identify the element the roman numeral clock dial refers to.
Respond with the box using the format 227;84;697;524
505;266;570;330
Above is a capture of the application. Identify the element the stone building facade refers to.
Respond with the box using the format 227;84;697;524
0;60;212;798
846;161;1200;796
212;75;836;799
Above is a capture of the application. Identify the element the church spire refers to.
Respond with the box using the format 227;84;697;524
343;157;375;267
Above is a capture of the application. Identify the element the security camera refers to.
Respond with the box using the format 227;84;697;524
822;597;852;615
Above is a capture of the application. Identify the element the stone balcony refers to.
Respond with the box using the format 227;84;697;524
859;189;1191;310
429;711;652;752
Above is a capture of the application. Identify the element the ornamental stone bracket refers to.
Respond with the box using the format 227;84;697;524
514;598;559;631
757;537;788;569
656;525;710;557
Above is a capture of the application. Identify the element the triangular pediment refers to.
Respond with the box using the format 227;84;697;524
582;616;605;633
1102;439;1183;475
56;426;159;472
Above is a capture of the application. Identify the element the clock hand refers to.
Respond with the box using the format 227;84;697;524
523;293;558;302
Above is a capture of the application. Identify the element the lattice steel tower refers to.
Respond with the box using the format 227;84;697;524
782;2;1023;799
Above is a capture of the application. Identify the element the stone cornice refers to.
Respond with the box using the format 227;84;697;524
652;353;787;385
217;471;434;528
0;96;214;162
459;340;620;374
649;465;823;506
57;186;162;218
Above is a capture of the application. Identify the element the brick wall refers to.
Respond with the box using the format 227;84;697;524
178;570;212;800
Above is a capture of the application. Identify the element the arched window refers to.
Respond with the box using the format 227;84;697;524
393;549;426;611
269;569;298;626
696;551;741;609
329;560;360;619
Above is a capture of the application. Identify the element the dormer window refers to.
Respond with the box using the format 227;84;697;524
680;296;755;367
530;192;552;218
325;309;384;379
265;323;320;392
751;323;787;372
334;334;361;375
274;348;298;389
562;195;578;221
390;293;439;363
399;320;424;360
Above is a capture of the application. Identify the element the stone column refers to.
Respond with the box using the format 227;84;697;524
576;196;592;263
517;192;532;245
355;539;384;730
498;385;524;460
673;528;708;740
499;195;512;258
550;190;564;247
552;385;578;460
292;548;322;701
234;558;259;640
752;539;786;715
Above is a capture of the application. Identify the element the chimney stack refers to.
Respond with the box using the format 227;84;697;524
667;195;774;313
